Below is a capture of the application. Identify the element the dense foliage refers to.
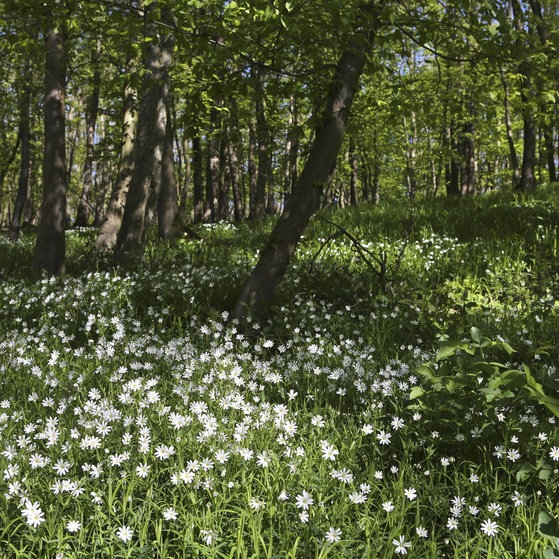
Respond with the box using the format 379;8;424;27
1;189;559;558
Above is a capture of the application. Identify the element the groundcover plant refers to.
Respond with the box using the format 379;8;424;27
1;192;559;558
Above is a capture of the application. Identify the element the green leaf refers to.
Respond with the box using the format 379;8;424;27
539;464;554;481
500;341;516;355
470;326;482;343
436;346;456;361
538;510;559;544
416;364;435;379
516;462;533;482
543;548;559;559
409;386;425;400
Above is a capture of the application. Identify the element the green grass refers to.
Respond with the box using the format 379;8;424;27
1;187;559;558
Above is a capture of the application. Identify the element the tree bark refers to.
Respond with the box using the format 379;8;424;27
511;0;537;190
519;66;537;191
9;63;32;241
205;106;221;222
460;118;476;195
349;139;359;205
252;66;269;219
0;132;21;202
192;134;204;223
95;79;137;251
283;94;298;208
227;98;244;221
179;136;191;222
544;129;556;183
115;4;174;260
158;100;179;238
33;25;66;275
499;67;521;188
74;51;100;227
232;28;373;322
248;115;258;218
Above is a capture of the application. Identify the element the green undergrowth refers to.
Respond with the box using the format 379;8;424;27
1;187;559;558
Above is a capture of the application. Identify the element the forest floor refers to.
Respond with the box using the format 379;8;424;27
1;187;559;558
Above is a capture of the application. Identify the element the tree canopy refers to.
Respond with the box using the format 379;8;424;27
0;0;558;314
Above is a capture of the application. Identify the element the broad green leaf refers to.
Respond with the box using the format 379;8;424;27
409;386;425;400
416;364;434;379
539;464;554;481
543;548;559;559
538;510;559;543
516;462;533;482
436;346;456;361
470;326;482;343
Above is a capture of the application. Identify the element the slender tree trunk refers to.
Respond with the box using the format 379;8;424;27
248;116;258;218
0;132;21;201
218;128;230;220
33;25;67;275
158;100;179;238
349;139;359;205
9;64;32;241
192;134;204;223
283;95;298;208
95;79;137;251
179;137;191;222
253;66;268;219
115;4;174;259
499;67;521;188
233;28;373;321
519;68;538;190
74;55;100;227
205;106;221;222
544;129;557;183
445;120;460;196
403;113;417;198
511;0;537;190
66;119;79;204
228;98;244;221
460;118;476;195
371;126;381;204
526;0;555;183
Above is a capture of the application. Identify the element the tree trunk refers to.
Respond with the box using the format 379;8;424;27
74;54;100;227
158;100;179;238
283;95;298;208
95;79;137;251
9;63;32;241
460;118;476;195
33;25;66;275
253;66;268;219
349;139;359;205
519;67;537;191
205;106;221;222
499;67;521;188
218;128;229;220
511;0;537;191
115;4;174;260
0;132;21;203
403;113;417;198
445;120;460;196
544;128;556;183
179;136;191;222
248;116;258;218
192;134;204;223
232;28;372;322
228;98;244;222
65;119;79;205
